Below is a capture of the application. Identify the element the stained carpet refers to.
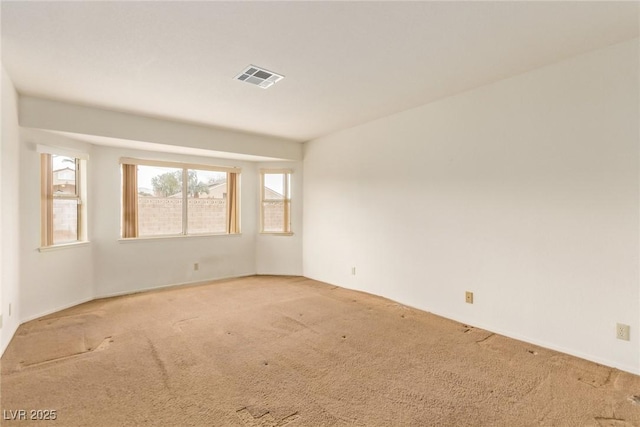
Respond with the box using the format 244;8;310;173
2;275;640;426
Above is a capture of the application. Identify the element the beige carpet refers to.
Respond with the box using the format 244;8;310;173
2;275;640;426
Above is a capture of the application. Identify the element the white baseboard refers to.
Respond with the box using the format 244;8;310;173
420;305;640;376
20;296;95;324
1;322;21;358
1;274;259;358
1;296;93;358
301;275;640;376
94;273;256;300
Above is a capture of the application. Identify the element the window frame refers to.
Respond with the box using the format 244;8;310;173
120;158;241;239
259;168;293;235
39;146;89;249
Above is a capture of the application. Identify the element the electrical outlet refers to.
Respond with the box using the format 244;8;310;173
617;323;630;341
465;291;474;304
8;303;11;316
351;267;356;275
193;263;199;271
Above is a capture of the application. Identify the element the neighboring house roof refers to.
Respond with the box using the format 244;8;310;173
264;187;284;199
53;167;75;180
53;167;74;173
53;167;76;190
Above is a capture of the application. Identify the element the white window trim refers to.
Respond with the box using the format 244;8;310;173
259;169;293;235
40;150;89;249
118;233;242;243
39;241;91;252
37;144;90;160
122;158;241;238
120;157;240;174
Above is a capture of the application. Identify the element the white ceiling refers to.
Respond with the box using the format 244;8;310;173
2;1;638;143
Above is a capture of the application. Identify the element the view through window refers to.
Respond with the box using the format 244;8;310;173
41;151;86;248
123;161;237;238
52;154;80;244
261;170;291;234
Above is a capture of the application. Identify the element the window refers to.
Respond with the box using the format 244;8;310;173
121;158;240;238
260;169;292;234
40;150;88;247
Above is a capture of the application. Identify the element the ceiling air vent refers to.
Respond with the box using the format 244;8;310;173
235;65;284;89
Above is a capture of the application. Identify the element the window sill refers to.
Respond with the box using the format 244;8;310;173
39;241;91;252
119;233;242;243
259;232;295;236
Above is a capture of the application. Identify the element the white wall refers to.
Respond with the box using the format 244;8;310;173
91;145;260;297
5;93;305;350
1;67;22;353
18;129;94;322
11;125;304;327
19;97;303;161
255;161;303;276
11;127;305;321
303;39;640;373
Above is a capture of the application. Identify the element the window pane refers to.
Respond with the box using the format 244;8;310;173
262;172;290;233
187;170;227;234
52;155;76;196
263;201;288;232
137;165;183;236
264;173;285;200
53;198;78;244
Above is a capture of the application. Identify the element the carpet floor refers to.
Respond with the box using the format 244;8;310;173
2;275;640;426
